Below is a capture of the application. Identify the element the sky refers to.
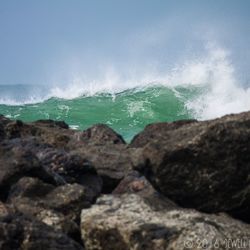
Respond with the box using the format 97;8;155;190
0;0;250;85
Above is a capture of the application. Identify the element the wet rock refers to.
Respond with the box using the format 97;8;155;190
0;214;83;250
81;194;250;250
131;111;250;222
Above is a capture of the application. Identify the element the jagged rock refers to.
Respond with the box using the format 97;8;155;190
0;202;10;218
0;118;75;148
32;119;69;129
8;177;95;220
130;119;197;147
0;141;58;200
78;124;126;145
113;171;177;210
7;177;95;242
74;145;139;193
37;148;103;195
81;194;250;250
1;138;103;196
0;214;83;250
130;111;250;222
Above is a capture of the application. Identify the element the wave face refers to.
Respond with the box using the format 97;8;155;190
0;86;197;140
0;46;250;141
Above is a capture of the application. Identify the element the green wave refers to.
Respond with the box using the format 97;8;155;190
0;86;203;141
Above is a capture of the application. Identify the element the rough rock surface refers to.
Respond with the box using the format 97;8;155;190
131;111;250;222
81;194;250;250
0;141;58;200
78;124;126;145
0;214;83;250
73;145;139;193
7;176;95;241
1;111;250;249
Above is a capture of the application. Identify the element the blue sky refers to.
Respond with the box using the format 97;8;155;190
0;0;250;85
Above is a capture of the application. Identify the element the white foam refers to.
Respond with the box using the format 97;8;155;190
1;43;249;120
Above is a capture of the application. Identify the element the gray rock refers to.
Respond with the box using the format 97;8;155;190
81;194;250;250
130;111;250;222
7;177;95;239
78;124;126;145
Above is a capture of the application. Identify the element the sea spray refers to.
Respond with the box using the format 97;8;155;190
0;45;249;140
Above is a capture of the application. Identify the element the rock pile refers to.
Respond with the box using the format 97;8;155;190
0;112;250;249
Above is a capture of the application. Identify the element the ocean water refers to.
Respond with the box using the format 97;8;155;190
1;46;250;141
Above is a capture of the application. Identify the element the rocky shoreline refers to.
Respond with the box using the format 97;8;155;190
0;111;250;250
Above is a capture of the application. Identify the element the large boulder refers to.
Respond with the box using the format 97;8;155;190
7;177;95;240
130;111;250;222
130;119;197;147
77;124;126;145
0;141;58;200
1;138;103;196
81;194;250;250
73;145;142;193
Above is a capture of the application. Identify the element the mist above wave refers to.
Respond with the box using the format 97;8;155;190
0;44;249;121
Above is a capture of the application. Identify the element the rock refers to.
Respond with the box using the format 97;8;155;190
32;119;69;129
78;124;126;145
130;119;197;147
1;138;103;196
8;177;95;219
7;177;95;242
39;149;103;195
81;194;250;250
113;171;177;210
74;145;139;193
0;141;58;200
0;202;11;218
1;118;75;148
0;214;83;250
130;111;250;222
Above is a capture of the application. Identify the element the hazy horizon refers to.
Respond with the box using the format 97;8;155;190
0;0;250;86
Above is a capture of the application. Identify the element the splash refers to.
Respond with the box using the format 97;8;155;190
0;44;249;123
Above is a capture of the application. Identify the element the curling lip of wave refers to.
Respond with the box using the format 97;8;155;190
0;45;250;120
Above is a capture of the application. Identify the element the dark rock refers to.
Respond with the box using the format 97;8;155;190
32;119;69;129
0;124;5;140
73;145;138;193
81;194;250;250
4;120;24;139
7;177;95;241
131;111;250;222
0;214;83;250
37;148;102;195
113;171;177;210
0;115;12;126
2;138;103;196
130;119;197;147
0;141;58;201
1;119;74;148
0;202;11;218
78;124;126;145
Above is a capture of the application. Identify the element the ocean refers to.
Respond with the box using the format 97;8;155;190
1;47;250;141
